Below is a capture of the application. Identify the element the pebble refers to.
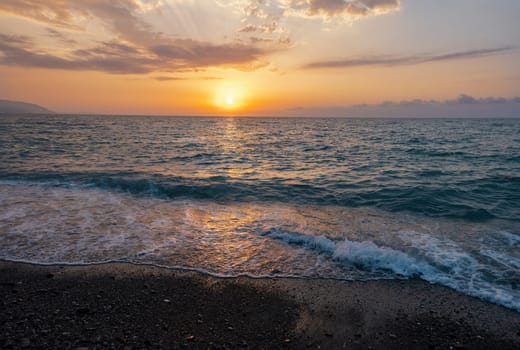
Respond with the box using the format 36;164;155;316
76;307;90;315
21;338;30;348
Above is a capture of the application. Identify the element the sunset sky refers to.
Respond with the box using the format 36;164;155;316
1;0;519;116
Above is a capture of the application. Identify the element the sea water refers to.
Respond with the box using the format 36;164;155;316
0;115;519;311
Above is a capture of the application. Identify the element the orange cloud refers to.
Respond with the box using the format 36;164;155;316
0;0;277;74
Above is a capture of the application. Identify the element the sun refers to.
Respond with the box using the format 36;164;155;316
214;82;247;112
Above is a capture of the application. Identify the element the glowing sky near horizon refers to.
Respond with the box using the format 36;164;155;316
0;0;519;116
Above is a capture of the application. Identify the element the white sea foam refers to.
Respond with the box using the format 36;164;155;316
266;230;336;254
480;248;520;270
500;230;520;246
268;229;520;311
267;229;435;277
332;239;435;277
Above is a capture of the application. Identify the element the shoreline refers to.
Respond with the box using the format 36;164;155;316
1;261;519;349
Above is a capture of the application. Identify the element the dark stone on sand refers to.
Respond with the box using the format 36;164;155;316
20;338;30;348
1;261;519;349
75;307;90;316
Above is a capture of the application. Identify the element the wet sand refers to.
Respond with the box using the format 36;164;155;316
1;261;519;349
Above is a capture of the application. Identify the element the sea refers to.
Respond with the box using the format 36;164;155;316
0;115;519;311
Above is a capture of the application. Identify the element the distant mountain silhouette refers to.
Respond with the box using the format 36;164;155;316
0;99;53;114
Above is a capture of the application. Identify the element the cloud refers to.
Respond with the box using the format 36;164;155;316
282;0;400;19
0;0;78;28
150;40;265;67
0;0;274;74
454;94;478;105
237;0;400;47
303;47;516;69
153;75;223;81
285;94;520;118
0;0;405;75
153;76;188;81
0;0;153;40
0;34;157;74
0;33;271;74
238;1;290;48
45;28;77;45
449;95;512;106
238;22;278;34
375;95;520;107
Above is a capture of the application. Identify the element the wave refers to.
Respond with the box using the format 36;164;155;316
265;229;434;277
1;172;519;222
265;229;520;312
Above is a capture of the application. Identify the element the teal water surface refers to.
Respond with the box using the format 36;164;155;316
0;115;519;311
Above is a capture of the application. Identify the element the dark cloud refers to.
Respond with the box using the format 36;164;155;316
239;1;290;50
482;97;508;104
239;0;399;48
303;47;516;69
45;28;77;45
150;40;265;67
285;0;400;17
360;95;518;108
286;94;520;118
239;25;259;33
249;37;275;44
74;41;142;58
0;33;271;74
0;34;157;74
0;0;153;41
239;0;401;49
239;22;277;34
153;75;223;82
449;95;513;105
0;0;273;74
0;1;402;74
153;76;187;81
454;94;478;104
0;0;78;28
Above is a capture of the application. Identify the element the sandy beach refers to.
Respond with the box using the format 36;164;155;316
1;261;519;349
